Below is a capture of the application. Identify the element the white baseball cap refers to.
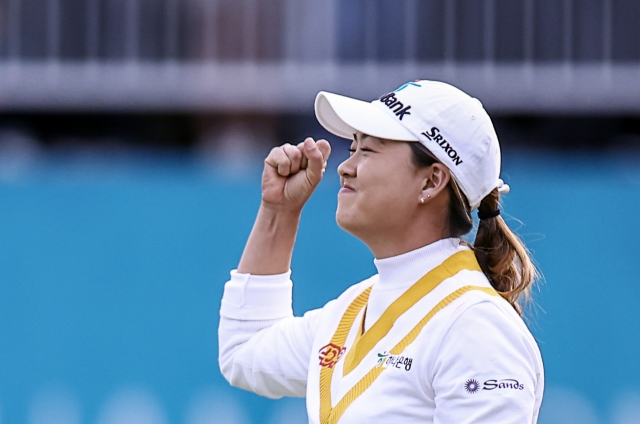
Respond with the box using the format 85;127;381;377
314;80;508;210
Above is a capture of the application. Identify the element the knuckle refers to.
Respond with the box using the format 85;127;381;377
271;147;287;158
290;149;302;159
267;148;282;161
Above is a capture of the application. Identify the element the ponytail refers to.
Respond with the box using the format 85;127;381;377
473;188;538;315
410;142;538;315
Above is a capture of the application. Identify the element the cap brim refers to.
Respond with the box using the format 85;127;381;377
315;91;419;141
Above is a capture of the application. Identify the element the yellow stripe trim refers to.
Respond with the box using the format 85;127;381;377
319;286;371;424
325;285;499;424
342;250;481;377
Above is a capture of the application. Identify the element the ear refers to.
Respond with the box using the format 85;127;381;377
420;163;451;201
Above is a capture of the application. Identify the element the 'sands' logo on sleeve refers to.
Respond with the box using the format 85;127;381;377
318;343;346;368
464;377;525;394
483;379;524;391
464;379;480;394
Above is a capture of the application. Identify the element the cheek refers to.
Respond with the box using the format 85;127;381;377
337;156;420;222
366;170;417;208
356;172;416;217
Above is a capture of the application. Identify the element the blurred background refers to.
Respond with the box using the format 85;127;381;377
0;0;639;423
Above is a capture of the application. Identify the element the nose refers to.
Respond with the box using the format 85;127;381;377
337;153;356;181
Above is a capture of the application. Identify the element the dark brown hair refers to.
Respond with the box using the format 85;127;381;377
410;142;537;315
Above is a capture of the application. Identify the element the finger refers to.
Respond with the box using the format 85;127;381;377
296;141;309;170
316;139;332;162
316;139;331;173
265;146;292;176
303;138;327;186
283;144;303;174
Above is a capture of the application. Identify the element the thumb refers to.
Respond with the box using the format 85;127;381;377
316;139;332;162
303;138;330;187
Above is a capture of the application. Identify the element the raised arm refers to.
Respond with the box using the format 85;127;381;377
237;137;332;274
219;137;332;399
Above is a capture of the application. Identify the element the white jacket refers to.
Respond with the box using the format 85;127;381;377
219;238;544;423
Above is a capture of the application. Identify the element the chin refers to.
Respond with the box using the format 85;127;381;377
335;207;364;238
335;207;353;232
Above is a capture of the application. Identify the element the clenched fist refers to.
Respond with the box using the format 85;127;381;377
262;137;332;211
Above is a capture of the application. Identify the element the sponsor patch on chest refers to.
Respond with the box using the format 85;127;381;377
376;351;413;371
318;343;347;369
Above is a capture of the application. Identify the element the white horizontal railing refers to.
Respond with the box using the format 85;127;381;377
1;62;639;113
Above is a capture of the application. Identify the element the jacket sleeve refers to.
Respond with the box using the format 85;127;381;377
432;301;542;423
218;270;324;399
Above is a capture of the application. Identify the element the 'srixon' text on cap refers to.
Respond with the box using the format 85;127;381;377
421;127;464;166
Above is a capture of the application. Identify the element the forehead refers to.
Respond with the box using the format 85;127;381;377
354;132;386;146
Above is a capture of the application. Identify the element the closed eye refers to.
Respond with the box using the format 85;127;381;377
348;147;375;155
348;147;376;156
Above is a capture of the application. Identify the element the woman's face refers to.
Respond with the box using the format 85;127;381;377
336;132;428;240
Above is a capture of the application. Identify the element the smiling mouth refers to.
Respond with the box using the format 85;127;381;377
340;183;355;193
341;179;355;191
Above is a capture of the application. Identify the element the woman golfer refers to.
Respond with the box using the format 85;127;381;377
219;80;544;423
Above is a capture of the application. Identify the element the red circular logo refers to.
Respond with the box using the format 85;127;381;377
318;343;346;369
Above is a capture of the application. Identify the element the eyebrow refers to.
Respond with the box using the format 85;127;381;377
353;133;385;145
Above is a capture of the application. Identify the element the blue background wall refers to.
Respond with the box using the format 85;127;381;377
0;150;638;423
